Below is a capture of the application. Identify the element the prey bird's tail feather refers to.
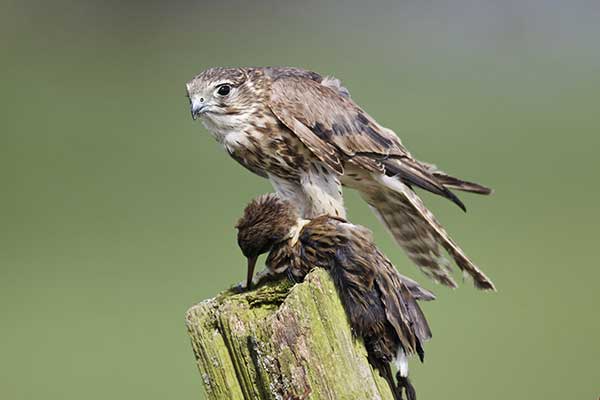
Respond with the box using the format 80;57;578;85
395;272;436;301
364;175;496;290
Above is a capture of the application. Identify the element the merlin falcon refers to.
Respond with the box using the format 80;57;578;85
186;66;495;290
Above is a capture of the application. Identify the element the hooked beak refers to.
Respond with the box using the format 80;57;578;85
190;98;206;120
246;255;258;291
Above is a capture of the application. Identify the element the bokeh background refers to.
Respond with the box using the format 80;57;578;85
2;0;599;399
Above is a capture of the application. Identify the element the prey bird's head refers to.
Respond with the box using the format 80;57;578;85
186;67;263;125
235;194;299;289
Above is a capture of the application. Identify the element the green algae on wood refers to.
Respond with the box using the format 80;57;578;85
185;269;395;400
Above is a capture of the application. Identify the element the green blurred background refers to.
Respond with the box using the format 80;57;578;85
2;0;598;398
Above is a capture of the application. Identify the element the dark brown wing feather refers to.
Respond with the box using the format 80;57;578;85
266;73;481;209
267;75;410;171
411;159;493;195
431;172;493;195
383;157;467;211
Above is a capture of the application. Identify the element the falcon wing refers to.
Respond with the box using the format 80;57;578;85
267;74;469;209
267;75;409;167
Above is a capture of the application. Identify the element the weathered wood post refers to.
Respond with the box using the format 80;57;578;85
185;268;396;400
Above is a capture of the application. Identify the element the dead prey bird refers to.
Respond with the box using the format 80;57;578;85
187;66;495;290
235;194;435;400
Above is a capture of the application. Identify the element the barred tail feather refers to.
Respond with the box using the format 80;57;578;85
364;174;496;290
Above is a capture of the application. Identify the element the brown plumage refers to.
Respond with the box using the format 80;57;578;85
236;194;435;400
187;66;495;290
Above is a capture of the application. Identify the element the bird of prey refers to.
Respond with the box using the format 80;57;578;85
186;66;495;290
236;194;435;400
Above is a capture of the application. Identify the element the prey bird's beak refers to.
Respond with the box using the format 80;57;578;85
246;255;258;291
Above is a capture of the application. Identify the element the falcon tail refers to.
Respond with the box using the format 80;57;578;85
362;175;496;290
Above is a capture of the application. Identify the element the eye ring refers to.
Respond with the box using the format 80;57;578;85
217;85;231;96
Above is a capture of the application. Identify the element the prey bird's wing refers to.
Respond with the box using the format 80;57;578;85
339;222;432;358
267;75;470;209
330;223;416;355
374;254;433;360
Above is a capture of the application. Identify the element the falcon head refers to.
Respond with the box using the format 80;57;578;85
185;67;263;123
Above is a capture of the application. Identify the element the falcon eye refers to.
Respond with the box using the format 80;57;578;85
217;85;231;96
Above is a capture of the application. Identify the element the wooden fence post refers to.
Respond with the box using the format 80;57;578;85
185;268;396;400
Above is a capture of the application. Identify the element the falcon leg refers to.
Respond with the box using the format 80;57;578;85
268;174;310;217
300;168;346;218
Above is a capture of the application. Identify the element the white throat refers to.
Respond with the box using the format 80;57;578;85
200;108;256;145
